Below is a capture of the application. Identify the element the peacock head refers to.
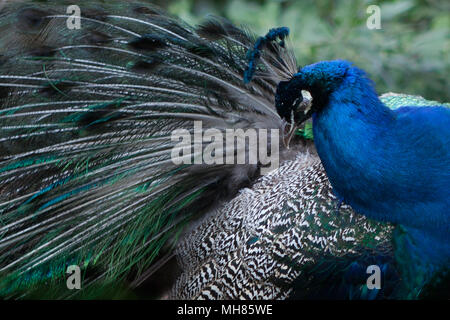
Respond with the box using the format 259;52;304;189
243;28;363;124
275;60;364;123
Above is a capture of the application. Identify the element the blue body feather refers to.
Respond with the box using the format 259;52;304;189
294;60;450;296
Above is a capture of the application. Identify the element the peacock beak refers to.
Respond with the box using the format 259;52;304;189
299;90;314;119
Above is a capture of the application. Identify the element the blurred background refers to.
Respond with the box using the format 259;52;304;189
153;0;449;101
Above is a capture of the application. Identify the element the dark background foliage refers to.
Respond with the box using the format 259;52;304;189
155;0;449;101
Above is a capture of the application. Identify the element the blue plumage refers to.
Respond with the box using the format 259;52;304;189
282;60;449;297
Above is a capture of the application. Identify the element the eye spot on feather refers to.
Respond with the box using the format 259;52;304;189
28;45;56;58
85;30;113;45
196;21;227;40
77;111;122;127
133;6;161;15
196;20;241;41
71;100;129;133
0;55;7;66
127;35;167;51
127;59;162;73
17;8;49;30
40;81;76;97
83;9;108;22
0;85;11;101
186;44;215;59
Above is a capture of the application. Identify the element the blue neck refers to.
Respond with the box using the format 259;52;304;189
312;77;395;221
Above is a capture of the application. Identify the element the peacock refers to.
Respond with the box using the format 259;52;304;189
257;59;450;299
0;1;447;299
172;91;450;300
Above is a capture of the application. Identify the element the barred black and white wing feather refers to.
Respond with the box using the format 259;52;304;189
172;152;395;300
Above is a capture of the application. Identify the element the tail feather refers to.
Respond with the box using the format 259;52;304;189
0;2;299;297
